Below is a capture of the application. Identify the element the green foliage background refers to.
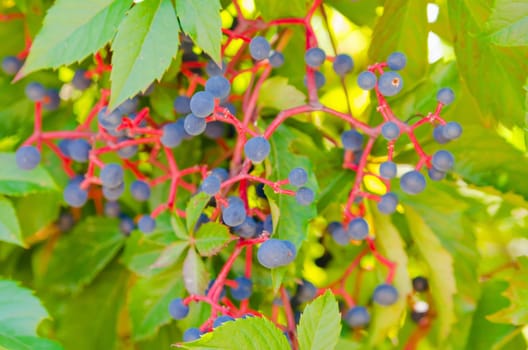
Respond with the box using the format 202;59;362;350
0;0;527;349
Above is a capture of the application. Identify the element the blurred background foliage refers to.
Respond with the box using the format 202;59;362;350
0;0;527;349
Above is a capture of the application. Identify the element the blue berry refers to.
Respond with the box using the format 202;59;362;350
190;91;215;118
25;82;46;102
341;130;363;151
295;187;314;205
303;71;326;89
257;239;297;268
130;180;151;201
194;213;210;232
16;145;40;170
378;72;403;96
168;298;189;320
201;175;221;196
377;193;398;214
184;113;207;135
305;47;326;68
100;163;124;188
431;150;454;172
161;121;186;148
249;36;270;60
58;139;71;157
43;89;60;111
119;97;138;114
233;216;258;238
204;121;225;139
295;280;317;303
104;201;120;218
372;284;399;306
437;88;455;105
67;139;91;162
213;315;235;328
102;182;124;201
387;52;407;70
116;137;138;159
344;306;370;328
333;54;354;76
442;121;462;140
205;60;227;77
357;71;377;90
98;107;122;130
63;181;88;208
347;217;369;240
205;76;231;99
379;161;397;179
263;215;273;235
222;197;246;227
288;168;308;187
381;121;400;140
138;215;156;234
269;51;285;68
428;167;445;181
211;168;229;182
174;95;191;114
1;56;22;75
433;125;449;144
230;277;253;300
72;69;92;90
222;102;236;115
400;170;426;195
244;136;270;163
183;328;201;342
119;216;135;236
327;222;348;245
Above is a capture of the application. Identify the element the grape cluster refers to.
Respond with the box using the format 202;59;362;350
8;1;462;345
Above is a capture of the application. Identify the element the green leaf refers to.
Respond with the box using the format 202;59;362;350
41;217;125;293
448;0;528;127
0;153;58;196
121;216;187;276
258;77;306;111
326;0;383;27
467;280;526;349
110;0;180;108
14;192;60;240
266;125;317;248
369;0;428;81
488;257;528;325
182;248;209;295
171;214;189;240
0;279;48;336
485;0;528;46
176;0;222;64
367;208;412;347
0;197;24;247
0;335;63;350
20;0;130;76
405;206;456;341
254;0;306;21
194;222;231;257
56;263;128;350
444;120;528;201
179;316;290;350
186;192;211;233
297;290;341;350
129;269;184;341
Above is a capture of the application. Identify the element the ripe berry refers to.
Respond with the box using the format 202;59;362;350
16;145;41;170
400;170;426;195
168;298;189;320
437;87;455;105
230;277;253;300
138;215;156;234
344;306;370;328
387;52;407;70
372;284;399;306
378;72;403;96
412;276;429;292
347;217;369;240
257;239;296;268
